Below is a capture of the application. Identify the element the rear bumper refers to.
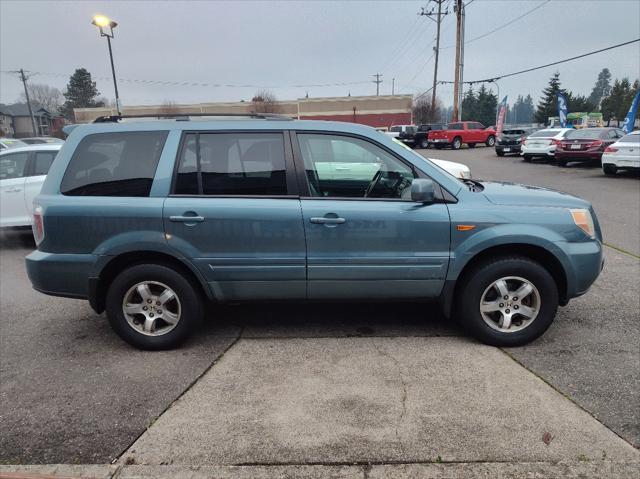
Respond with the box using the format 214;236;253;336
602;153;640;169
25;250;96;300
495;144;522;153
555;150;603;161
428;138;449;144
521;146;554;156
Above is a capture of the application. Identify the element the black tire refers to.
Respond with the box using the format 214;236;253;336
468;143;477;148
451;137;462;150
603;164;617;176
556;158;567;167
485;135;496;147
496;150;505;157
420;138;429;149
523;155;532;162
455;256;558;347
105;264;203;350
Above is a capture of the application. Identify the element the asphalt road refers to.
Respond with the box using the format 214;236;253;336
0;145;638;464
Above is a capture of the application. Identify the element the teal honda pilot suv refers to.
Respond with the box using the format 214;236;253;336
26;114;604;350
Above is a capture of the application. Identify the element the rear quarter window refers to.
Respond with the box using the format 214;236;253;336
60;131;168;196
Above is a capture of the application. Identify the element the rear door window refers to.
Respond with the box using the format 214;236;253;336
174;132;288;196
60;131;168;196
32;151;57;176
0;152;29;180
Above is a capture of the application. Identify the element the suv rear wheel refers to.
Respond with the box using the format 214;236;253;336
455;256;558;347
105;264;203;350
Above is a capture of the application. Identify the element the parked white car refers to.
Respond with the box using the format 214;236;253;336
392;137;471;179
0;138;28;150
521;128;572;161
0;144;61;228
602;130;640;176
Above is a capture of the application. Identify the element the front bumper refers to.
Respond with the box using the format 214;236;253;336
25;250;97;300
556;239;604;299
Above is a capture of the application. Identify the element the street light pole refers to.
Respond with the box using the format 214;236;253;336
92;15;121;115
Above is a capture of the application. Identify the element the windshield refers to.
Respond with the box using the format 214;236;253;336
502;129;527;135
529;129;562;138
566;129;606;139
620;133;640;143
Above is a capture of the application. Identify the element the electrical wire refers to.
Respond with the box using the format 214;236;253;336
441;0;551;49
440;38;640;84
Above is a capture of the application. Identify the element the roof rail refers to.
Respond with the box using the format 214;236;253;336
92;112;294;123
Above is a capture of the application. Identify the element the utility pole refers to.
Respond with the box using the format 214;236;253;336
373;73;383;96
452;0;464;121
420;1;448;115
18;69;37;136
458;0;466;120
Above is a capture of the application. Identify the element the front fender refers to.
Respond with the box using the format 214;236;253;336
447;223;574;283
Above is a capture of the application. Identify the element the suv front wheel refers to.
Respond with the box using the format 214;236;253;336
455;256;558;347
105;264;203;350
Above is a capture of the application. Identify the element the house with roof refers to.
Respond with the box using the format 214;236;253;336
0;103;65;138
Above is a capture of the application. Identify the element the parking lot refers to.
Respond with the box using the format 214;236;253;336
1;145;638;475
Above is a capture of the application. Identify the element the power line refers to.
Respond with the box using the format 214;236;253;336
0;70;371;90
379;15;426;74
441;0;551;49
439;38;640;85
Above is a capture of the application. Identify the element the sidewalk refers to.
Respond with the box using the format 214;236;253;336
2;337;638;478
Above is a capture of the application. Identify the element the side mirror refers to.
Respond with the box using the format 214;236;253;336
410;178;436;204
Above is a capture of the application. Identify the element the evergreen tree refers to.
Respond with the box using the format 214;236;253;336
601;78;632;126
534;72;566;124
521;94;535;123
588;68;612;108
461;86;477;121
475;84;498;126
566;92;596;113
60;68;104;120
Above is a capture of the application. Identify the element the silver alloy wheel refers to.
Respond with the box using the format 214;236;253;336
479;276;541;333
122;281;181;336
487;136;495;146
453;138;461;149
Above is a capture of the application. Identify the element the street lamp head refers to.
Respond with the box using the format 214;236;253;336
92;14;117;36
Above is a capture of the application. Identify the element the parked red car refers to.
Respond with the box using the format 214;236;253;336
428;121;496;150
555;127;626;166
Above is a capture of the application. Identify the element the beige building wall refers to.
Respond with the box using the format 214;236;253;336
73;95;412;124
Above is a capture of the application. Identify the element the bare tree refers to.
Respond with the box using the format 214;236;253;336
412;95;443;124
20;83;63;113
251;90;280;113
157;100;181;118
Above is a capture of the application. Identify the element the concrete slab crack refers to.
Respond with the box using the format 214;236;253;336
371;338;408;457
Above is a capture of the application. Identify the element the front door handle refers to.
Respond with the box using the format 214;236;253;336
169;215;205;223
310;217;346;225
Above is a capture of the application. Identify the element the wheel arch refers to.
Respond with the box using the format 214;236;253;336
90;250;212;314
441;243;568;319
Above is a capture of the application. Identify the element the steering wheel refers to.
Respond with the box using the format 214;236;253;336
364;168;383;198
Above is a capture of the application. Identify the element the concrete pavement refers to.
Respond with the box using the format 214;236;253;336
120;337;638;466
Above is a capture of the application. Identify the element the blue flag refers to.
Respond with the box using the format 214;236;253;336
557;92;568;128
621;91;640;134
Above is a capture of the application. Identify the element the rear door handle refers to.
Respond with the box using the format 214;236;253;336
310;217;346;224
169;215;205;223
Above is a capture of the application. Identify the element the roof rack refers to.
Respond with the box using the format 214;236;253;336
92;112;294;123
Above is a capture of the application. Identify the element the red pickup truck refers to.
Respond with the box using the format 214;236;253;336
428;121;496;150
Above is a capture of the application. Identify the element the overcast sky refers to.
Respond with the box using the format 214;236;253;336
1;0;639;109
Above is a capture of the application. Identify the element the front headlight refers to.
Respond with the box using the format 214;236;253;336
570;208;595;238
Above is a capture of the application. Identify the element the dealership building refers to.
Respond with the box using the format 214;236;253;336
73;94;413;128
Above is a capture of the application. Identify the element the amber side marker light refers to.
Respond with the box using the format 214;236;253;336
457;224;476;231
